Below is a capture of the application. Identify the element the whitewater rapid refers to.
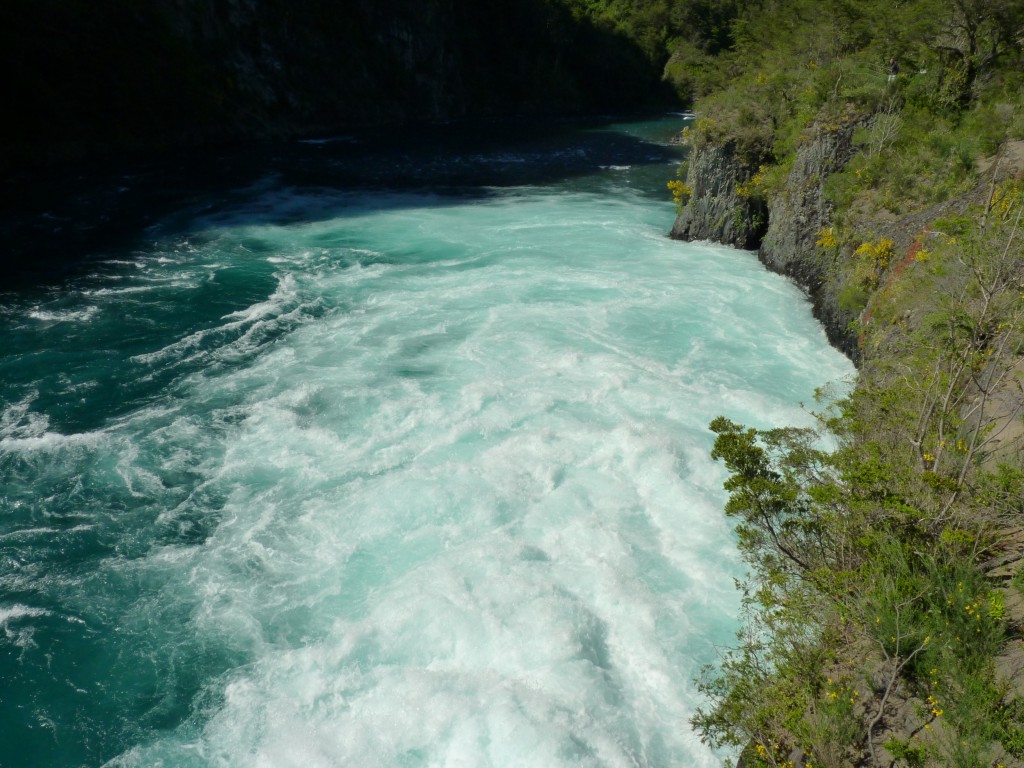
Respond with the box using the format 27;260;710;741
0;118;852;767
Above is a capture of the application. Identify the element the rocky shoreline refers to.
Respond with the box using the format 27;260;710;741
669;120;864;363
672;117;1024;767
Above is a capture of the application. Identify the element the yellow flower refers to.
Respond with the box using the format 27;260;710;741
667;179;691;207
816;227;838;249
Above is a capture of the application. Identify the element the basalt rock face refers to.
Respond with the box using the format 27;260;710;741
2;0;461;166
759;122;863;362
670;123;862;362
669;141;767;250
0;0;665;169
153;0;463;133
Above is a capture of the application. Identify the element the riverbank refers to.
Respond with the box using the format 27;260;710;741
667;5;1024;759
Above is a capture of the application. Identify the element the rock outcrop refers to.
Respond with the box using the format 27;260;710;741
1;0;666;170
758;121;863;360
670;121;863;361
669;141;767;250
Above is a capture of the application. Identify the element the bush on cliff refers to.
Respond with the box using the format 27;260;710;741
677;0;1024;765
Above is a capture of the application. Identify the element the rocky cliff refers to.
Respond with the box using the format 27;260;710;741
670;121;862;360
678;113;1024;766
758;121;863;361
668;140;767;250
0;0;666;170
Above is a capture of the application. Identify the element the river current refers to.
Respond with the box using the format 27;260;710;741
0;117;852;767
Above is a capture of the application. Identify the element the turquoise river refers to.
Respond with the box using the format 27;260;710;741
0;117;853;767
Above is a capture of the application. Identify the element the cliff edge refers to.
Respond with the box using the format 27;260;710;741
670;118;863;361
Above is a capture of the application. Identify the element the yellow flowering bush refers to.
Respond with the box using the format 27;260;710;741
851;236;896;288
815;227;838;249
735;164;770;200
667;179;692;209
990;180;1024;220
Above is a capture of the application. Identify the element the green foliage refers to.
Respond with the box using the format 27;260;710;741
698;178;1024;757
838;283;869;313
885;736;928;767
686;82;778;163
1001;699;1024;758
708;417;830;576
667;160;691;210
675;0;1024;762
1013;565;1024;596
663;42;730;101
701;397;1017;762
665;0;1024;219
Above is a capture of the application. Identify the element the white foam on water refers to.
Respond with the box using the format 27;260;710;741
297;135;356;145
27;305;101;323
83;283;198;296
128;272;310;370
0;604;52;649
0;603;51;625
0;391;50;441
0;430;106;453
0;525;95;542
5;178;851;768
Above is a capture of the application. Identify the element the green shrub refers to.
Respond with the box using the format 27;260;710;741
838;283;869;313
884;737;928;767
